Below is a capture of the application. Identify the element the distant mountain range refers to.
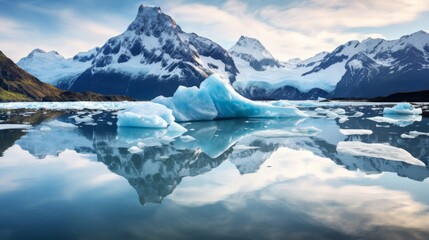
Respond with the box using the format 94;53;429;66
16;5;429;100
0;51;131;102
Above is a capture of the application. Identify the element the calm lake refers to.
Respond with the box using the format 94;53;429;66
0;102;428;240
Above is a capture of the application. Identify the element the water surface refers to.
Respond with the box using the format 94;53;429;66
0;104;428;240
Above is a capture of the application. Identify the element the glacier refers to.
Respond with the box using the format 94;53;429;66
153;74;307;122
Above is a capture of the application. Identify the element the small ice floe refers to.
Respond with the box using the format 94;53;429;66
338;117;349;123
383;103;422;115
352;111;364;118
107;121;113;125
336;141;425;166
339;129;373;135
400;131;429;139
72;115;94;124
367;115;422;127
179;135;196;142
40;126;51;132
0;124;32;130
46;120;77;128
117;102;175;128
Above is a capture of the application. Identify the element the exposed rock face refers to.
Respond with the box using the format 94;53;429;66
69;5;238;100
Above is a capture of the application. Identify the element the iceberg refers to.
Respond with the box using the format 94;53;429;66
367;115;422;127
400;131;429;139
153;74;307;122
339;129;373;135
117;102;175;128
383;103;422;115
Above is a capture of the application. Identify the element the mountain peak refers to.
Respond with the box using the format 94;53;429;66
29;48;46;55
127;5;178;33
138;4;161;14
230;36;275;62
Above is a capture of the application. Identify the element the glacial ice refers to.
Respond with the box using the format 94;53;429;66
117;102;175;128
339;129;373;135
336;141;425;166
153;74;307;122
383;103;422;115
400;131;429;139
367;115;422;127
0;124;32;130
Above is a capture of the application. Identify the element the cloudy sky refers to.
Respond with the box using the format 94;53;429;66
1;0;429;62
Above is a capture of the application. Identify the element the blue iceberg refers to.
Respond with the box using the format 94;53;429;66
153;74;307;122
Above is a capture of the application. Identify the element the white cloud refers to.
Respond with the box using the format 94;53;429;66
166;0;428;60
0;6;129;62
2;0;428;62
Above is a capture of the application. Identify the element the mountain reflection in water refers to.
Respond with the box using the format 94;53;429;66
1;107;427;206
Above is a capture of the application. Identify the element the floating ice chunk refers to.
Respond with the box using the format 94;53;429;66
326;111;339;119
153;74;306;121
340;129;373;135
383;103;422;115
400;131;429;139
332;108;346;115
0;124;32;130
352;111;364;118
400;134;415;139
180;135;196;142
336;141;425;166
0;101;139;111
367;115;422;127
46;120;77;128
40;126;51;132
72;116;94;124
338;117;349;123
128;146;143;154
117;102;174;128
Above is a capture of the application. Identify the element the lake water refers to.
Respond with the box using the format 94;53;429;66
0;103;428;240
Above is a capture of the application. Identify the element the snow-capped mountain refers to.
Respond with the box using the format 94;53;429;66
68;5;238;100
229;36;282;71
230;37;331;100
232;31;429;99
17;48;98;89
329;30;429;98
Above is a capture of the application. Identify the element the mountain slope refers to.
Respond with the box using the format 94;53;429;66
230;36;330;100
17;48;98;89
0;51;63;101
69;5;238;100
330;31;429;98
0;51;132;102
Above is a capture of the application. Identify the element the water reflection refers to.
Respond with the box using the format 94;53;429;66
1;106;429;239
1;107;429;206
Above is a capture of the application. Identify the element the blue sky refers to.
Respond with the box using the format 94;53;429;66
1;0;429;62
